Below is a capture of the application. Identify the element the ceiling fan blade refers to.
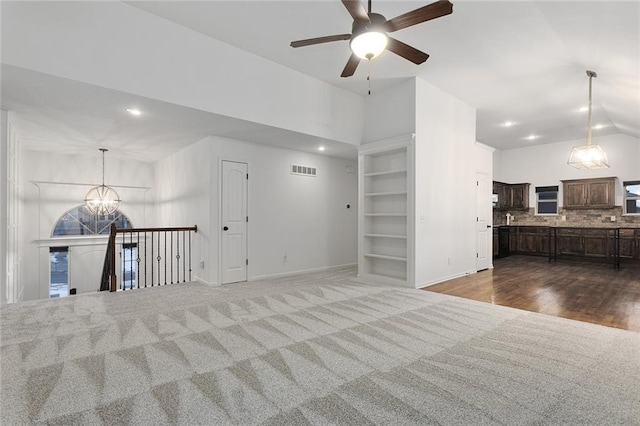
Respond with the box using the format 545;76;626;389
386;37;429;64
290;34;352;48
341;0;370;25
341;53;361;78
383;0;453;33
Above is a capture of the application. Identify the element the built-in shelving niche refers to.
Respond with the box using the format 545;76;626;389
358;136;414;287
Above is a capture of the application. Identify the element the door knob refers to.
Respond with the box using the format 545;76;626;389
487;225;491;228
223;226;229;231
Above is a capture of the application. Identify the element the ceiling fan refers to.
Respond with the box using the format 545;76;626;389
290;0;453;78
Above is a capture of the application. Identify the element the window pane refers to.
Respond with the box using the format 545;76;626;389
627;199;640;214
53;206;133;236
626;184;640;198
50;248;69;298
538;191;557;201
52;213;84;236
538;201;557;214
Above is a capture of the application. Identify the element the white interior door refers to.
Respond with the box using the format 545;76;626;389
221;161;248;284
476;172;491;271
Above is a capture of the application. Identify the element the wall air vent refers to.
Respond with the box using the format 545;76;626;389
291;164;317;177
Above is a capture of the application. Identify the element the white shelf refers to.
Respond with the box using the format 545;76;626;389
363;253;407;262
364;169;407;177
364;191;407;197
364;234;407;239
364;213;407;217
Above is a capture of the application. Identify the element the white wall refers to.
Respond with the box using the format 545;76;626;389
363;79;416;143
155;136;358;285
154;138;211;284
494;133;640;207
2;111;23;303
414;77;480;287
0;110;7;305
1;1;364;146
20;150;155;300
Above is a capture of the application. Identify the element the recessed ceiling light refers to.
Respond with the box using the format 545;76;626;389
524;135;538;141
126;108;142;116
592;124;606;130
577;106;589;112
502;121;515;127
318;146;326;152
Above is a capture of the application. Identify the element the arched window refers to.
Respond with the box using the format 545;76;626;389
52;205;133;237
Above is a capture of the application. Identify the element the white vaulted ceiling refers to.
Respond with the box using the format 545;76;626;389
2;1;639;157
128;0;639;149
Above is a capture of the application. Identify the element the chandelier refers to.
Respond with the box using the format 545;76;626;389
567;70;609;169
84;148;121;215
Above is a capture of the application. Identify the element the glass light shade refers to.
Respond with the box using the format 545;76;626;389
350;31;388;60
84;185;122;216
567;144;610;169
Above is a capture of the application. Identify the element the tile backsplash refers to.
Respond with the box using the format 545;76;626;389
494;207;640;228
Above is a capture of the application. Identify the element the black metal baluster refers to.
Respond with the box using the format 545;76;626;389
151;232;154;287
183;230;186;282
144;232;147;288
120;235;124;291
189;229;192;282
129;230;133;289
137;232;141;289
164;231;167;285
171;231;174;284
176;232;180;283
157;231;161;286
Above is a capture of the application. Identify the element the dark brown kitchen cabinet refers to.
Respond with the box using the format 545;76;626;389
510;226;550;256
493;182;510;210
493;182;530;211
619;229;639;260
557;229;583;256
562;177;615;209
583;229;610;258
554;227;621;265
510;184;529;210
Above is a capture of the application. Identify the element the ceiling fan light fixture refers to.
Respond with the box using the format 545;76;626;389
350;31;388;60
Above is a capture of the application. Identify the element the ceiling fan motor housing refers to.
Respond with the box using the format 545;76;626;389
351;12;387;38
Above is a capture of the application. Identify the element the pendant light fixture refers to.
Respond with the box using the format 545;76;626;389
567;70;609;169
84;148;121;215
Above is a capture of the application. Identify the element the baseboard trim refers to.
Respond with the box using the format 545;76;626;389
249;263;357;281
416;270;477;289
194;277;218;286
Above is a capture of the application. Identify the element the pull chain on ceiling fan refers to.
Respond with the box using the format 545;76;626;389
290;0;453;78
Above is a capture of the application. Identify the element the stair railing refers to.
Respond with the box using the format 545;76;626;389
100;224;198;292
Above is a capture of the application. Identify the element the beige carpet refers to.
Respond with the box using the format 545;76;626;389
1;266;639;425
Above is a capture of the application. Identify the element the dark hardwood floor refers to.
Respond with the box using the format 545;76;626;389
425;255;640;332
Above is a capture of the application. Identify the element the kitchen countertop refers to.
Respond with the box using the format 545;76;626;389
494;224;640;229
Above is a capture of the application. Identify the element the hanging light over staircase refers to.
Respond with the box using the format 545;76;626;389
84;148;121;215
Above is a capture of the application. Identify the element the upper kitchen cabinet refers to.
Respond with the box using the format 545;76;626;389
562;177;616;209
493;182;530;211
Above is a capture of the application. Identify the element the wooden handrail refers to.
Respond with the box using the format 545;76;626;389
112;225;197;234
